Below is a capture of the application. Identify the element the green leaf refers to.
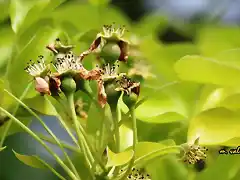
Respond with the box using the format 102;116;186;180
119;121;133;152
135;86;187;123
188;108;240;146
0;146;6;152
133;13;167;36
86;103;113;152
174;55;240;87
50;3;129;33
197;26;240;56
6;26;62;98
106;147;134;168
23;95;57;116
139;38;198;81
0;0;10;22
10;0;43;33
0;27;14;72
195;85;240;113
13;150;46;169
9;0;66;33
88;0;110;6
214;48;240;67
133;140;180;166
70;153;92;180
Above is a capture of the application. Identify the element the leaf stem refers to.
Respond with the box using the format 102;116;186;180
110;104;120;153
0;107;78;180
0;82;32;147
46;97;79;148
120;106;137;180
35;156;67;180
37;133;81;153
67;93;95;178
4;90;81;180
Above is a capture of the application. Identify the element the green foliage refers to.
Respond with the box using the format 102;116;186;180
1;0;240;180
13;150;46;169
106;148;134;167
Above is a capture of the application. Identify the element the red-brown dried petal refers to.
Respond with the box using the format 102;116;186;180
49;76;61;96
79;37;102;61
131;82;140;96
118;40;129;62
97;79;107;108
90;36;101;51
86;69;102;80
46;43;58;54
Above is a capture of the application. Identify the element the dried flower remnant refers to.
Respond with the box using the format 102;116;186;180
80;23;129;62
182;137;208;165
46;38;75;55
51;51;84;75
96;63;124;108
115;75;140;96
75;99;88;119
24;55;51;95
121;168;151;180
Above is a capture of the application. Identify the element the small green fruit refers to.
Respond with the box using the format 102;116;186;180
60;76;76;95
122;92;138;109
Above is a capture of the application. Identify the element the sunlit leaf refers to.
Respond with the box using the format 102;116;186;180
214;48;240;67
88;0;110;6
133;13;167;36
86;103;113;152
50;3;129;33
13;150;46;169
133;140;180;166
195;85;240;113
10;0;45;33
119;121;133;152
0;27;14;72
9;0;66;33
135;86;187;123
197;26;240;56
0;0;10;22
106;147;134;168
188;108;240;146
139;37;198;81
174;55;240;87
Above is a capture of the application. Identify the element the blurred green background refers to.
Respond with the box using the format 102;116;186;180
1;0;240;180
